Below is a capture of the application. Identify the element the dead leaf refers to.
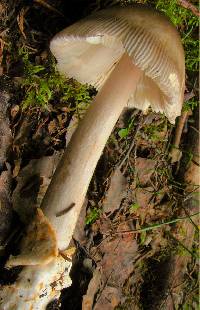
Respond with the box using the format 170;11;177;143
98;217;112;235
12;152;62;223
135;186;154;209
82;268;102;310
94;286;121;310
102;168;127;214
100;234;138;285
135;157;156;186
13;117;33;150
90;229;138;309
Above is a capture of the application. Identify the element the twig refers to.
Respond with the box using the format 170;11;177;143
118;113;143;170
17;7;29;39
170;109;190;164
177;0;200;18
34;0;64;17
173;110;190;149
190;125;199;134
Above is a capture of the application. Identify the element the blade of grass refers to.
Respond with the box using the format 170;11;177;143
107;212;199;235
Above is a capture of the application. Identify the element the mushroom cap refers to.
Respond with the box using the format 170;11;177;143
50;5;185;123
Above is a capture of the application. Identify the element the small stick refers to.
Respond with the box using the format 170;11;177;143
173;110;189;149
177;0;200;18
118;113;143;171
34;0;64;17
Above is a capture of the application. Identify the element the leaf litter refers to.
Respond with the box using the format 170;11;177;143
102;167;128;214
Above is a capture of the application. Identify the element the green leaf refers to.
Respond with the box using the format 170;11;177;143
85;208;100;225
140;231;147;245
118;128;129;138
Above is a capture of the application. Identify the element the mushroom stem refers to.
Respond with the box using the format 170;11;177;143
41;53;142;250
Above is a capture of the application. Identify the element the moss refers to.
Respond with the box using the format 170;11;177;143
16;48;94;112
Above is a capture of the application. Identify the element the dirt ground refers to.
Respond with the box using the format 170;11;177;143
0;0;199;309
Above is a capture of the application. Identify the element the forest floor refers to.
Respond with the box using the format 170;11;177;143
0;0;199;309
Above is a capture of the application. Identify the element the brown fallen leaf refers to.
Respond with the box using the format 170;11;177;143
12;153;62;223
102;167;128;214
99;234;138;285
88;225;138;309
82;268;102;310
135;157;156;186
94;286;122;310
13;117;33;153
135;186;154;209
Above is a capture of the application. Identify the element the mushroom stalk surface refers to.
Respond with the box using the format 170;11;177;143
41;53;142;250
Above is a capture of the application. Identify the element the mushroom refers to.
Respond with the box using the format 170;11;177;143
1;5;185;309
43;4;185;250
